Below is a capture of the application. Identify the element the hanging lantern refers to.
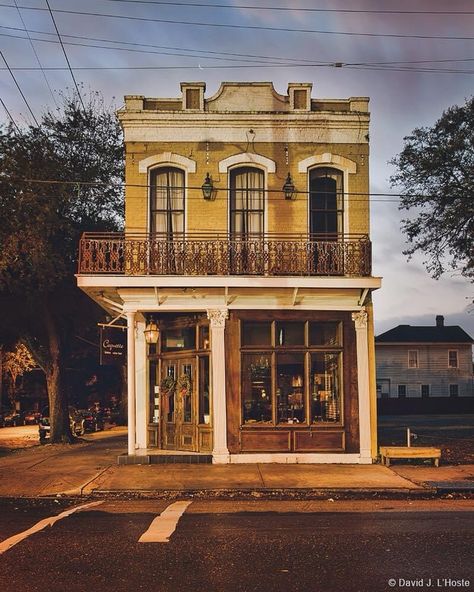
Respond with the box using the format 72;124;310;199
282;173;296;200
201;172;215;200
144;317;160;344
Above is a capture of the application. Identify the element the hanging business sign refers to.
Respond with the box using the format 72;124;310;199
100;326;127;366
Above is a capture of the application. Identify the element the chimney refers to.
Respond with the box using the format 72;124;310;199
436;315;444;327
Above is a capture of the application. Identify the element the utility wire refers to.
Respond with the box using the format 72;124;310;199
97;0;474;15
1;27;474;70
1;63;472;74
13;0;58;108
44;0;85;111
1;4;473;41
0;96;20;132
0;50;38;125
0;177;468;202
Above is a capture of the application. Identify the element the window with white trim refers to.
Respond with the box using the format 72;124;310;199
449;384;459;398
150;167;185;237
230;167;264;237
408;350;418;368
448;350;459;368
309;167;343;237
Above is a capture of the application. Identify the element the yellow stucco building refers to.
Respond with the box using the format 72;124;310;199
77;82;381;464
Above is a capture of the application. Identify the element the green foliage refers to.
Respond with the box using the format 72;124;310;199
0;91;124;442
0;91;124;294
390;96;474;280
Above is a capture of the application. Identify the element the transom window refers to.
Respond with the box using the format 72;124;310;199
150;167;185;236
241;320;343;426
309;167;343;237
230;167;264;236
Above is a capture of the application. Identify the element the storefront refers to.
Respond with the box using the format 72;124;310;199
142;308;367;462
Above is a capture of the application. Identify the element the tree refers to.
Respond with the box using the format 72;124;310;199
390;96;474;280
0;92;124;442
2;342;36;407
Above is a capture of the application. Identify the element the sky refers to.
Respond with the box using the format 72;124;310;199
0;0;473;336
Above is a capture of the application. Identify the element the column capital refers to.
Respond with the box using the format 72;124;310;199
207;309;228;329
352;309;368;330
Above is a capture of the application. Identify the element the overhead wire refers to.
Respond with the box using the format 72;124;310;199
94;0;474;15
0;49;39;125
12;0;58;108
1;26;473;70
0;96;20;131
0;177;466;203
0;4;473;41
44;0;85;110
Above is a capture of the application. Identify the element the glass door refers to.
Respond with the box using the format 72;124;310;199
161;358;197;451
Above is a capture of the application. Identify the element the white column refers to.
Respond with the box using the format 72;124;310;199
135;313;147;450
207;309;229;463
352;309;372;463
126;311;136;456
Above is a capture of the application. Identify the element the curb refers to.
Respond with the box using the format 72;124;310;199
81;487;439;501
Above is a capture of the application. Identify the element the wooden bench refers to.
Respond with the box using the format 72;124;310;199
380;446;441;467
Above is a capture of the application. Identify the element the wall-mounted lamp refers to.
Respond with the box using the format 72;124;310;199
282;173;296;200
144;317;160;345
201;172;216;200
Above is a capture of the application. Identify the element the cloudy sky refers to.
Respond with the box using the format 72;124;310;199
1;0;473;335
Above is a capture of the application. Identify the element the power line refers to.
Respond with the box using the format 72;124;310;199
96;0;474;16
0;96;20;132
44;0;85;111
13;0;58;108
1;63;473;74
0;50;39;125
2;27;474;70
0;177;468;202
1;4;473;41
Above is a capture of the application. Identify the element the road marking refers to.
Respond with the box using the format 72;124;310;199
138;501;192;543
0;501;103;555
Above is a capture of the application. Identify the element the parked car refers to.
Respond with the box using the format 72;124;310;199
3;411;25;427
38;416;50;442
24;410;42;425
70;408;105;435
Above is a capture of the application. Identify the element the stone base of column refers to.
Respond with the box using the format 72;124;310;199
212;451;230;464
359;450;373;464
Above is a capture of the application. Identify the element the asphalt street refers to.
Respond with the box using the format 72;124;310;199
0;499;473;592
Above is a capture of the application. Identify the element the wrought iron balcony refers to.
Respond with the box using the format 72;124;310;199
78;232;372;277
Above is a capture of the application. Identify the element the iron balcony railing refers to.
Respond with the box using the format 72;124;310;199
78;232;372;277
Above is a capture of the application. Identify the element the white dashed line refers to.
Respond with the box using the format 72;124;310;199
138;501;192;543
0;501;103;555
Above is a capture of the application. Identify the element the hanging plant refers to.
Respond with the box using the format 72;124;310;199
177;373;192;396
160;376;176;394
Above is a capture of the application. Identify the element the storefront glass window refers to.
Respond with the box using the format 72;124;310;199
162;327;195;351
241;321;271;346
276;322;305;346
310;353;341;423
242;354;272;423
199;325;210;350
309;322;341;346
199;356;210;424
181;364;193;423
276;353;305;424
165;364;176;422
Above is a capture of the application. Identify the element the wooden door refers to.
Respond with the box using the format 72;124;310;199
161;358;198;451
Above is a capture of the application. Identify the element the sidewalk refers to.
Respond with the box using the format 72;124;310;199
0;429;472;499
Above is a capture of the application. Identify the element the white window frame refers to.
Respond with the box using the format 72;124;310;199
408;349;419;369
420;384;430;398
448;350;459;369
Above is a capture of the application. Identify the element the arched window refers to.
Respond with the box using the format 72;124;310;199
230;167;264;237
150;167;185;237
309;167;343;238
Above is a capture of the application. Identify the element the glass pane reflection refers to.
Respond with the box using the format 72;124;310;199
310;353;341;423
242;355;272;423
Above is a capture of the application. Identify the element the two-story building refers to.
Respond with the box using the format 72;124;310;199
77;82;382;463
376;315;473;414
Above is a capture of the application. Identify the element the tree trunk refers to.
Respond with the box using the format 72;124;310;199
43;304;74;443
